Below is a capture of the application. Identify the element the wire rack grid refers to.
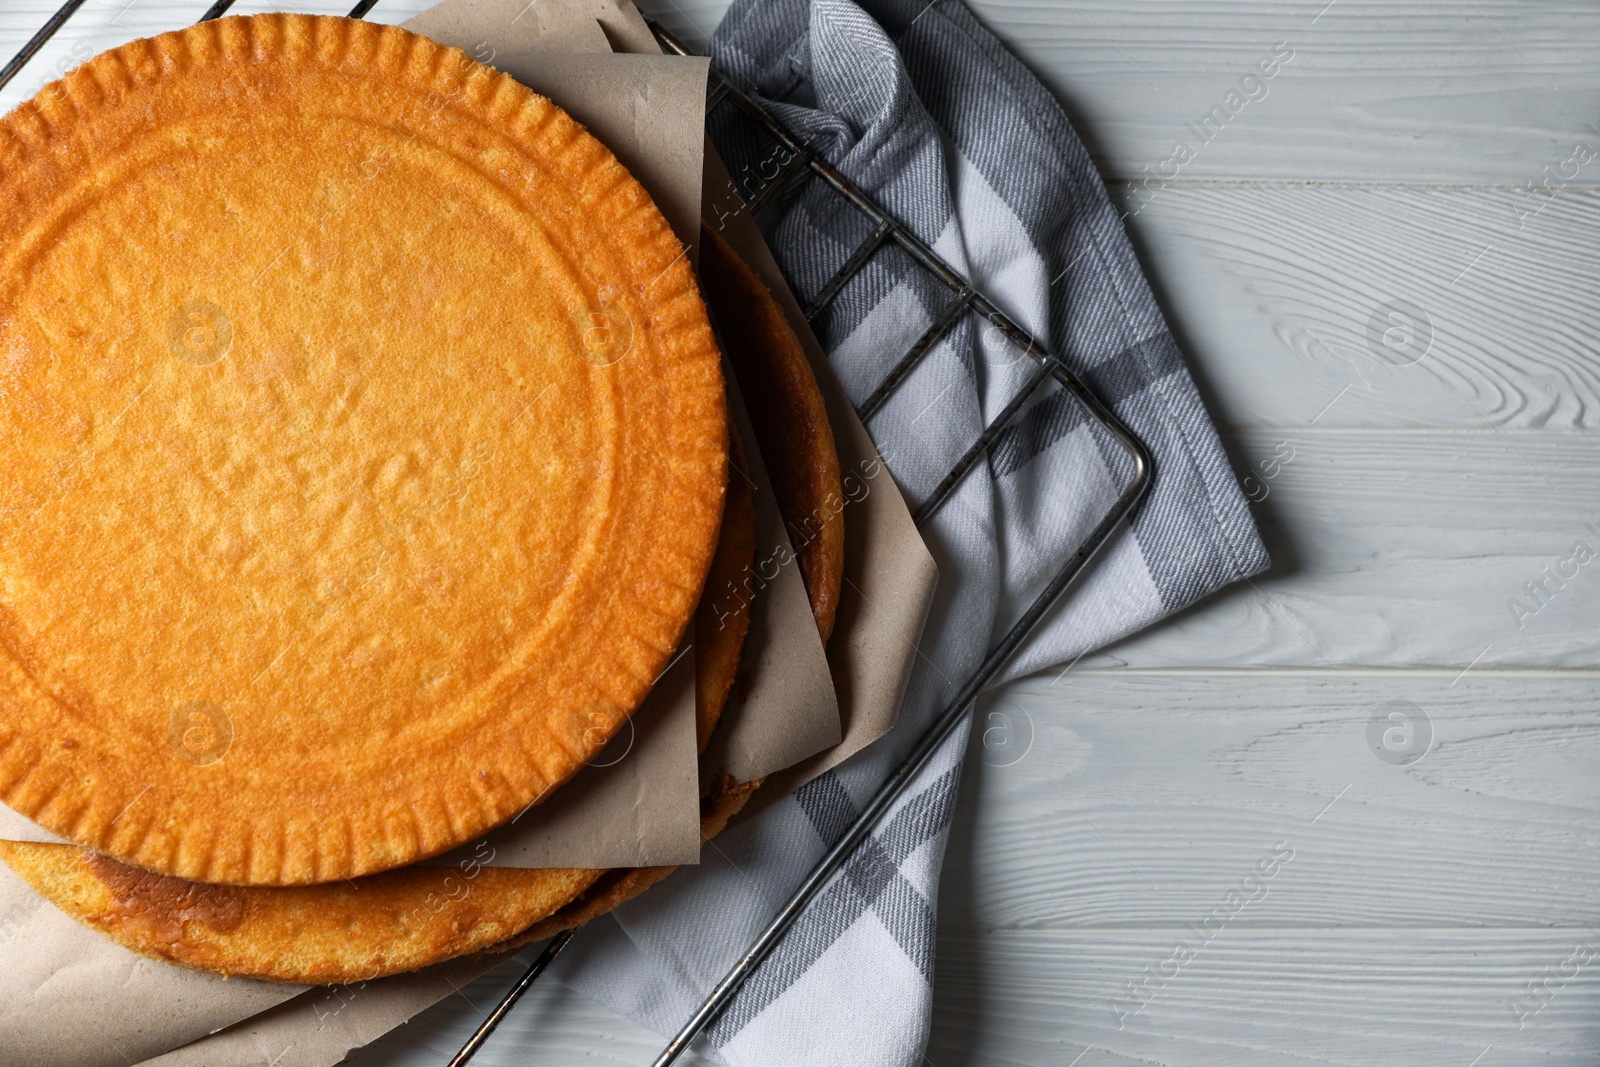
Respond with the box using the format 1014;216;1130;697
0;6;1151;1066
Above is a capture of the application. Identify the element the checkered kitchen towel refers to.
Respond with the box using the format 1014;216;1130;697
550;0;1269;1062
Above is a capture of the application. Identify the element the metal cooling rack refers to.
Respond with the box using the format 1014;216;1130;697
1;6;1152;1066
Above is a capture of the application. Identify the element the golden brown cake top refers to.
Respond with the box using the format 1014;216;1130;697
0;14;726;886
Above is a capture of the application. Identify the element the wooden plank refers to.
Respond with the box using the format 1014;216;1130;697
930;929;1600;1067
948;673;1600;931
635;0;1600;185
1072;430;1600;671
1125;185;1600;432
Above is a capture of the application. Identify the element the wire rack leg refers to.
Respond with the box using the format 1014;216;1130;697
447;929;576;1067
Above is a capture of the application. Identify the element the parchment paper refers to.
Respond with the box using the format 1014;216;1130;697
140;951;523;1067
402;0;613;55
0;864;305;1067
707;148;939;806
424;637;699;868
703;365;842;786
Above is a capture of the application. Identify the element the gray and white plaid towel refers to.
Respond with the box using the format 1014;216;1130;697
550;0;1269;1062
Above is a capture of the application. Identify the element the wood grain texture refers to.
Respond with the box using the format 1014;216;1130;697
3;2;1597;1066
930;930;1600;1066
638;0;1600;185
948;674;1600;931
1124;185;1600;432
1085;430;1600;671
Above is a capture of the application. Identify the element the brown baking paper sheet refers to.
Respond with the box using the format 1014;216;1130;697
703;364;843;786
706;152;939;807
140;950;525;1067
0;864;305;1067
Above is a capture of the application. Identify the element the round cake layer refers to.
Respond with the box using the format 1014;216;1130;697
0;14;727;885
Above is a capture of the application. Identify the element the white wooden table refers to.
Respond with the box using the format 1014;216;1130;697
4;2;1597;1064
